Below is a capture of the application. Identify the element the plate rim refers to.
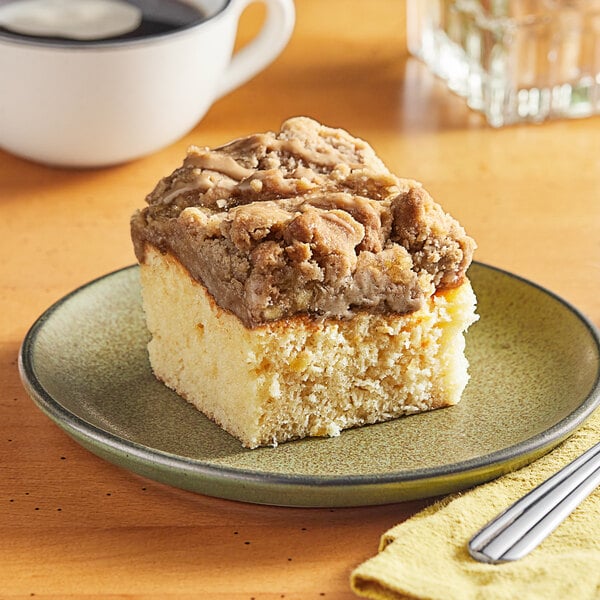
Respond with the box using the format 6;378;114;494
18;262;600;502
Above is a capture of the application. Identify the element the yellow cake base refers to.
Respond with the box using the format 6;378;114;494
140;245;478;448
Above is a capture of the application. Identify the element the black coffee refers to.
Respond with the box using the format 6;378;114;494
0;0;210;44
118;0;209;39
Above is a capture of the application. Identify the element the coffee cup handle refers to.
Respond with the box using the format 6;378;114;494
215;0;295;100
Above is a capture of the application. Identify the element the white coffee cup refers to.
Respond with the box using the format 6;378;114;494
0;0;295;167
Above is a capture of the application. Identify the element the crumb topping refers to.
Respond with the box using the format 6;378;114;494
131;117;475;327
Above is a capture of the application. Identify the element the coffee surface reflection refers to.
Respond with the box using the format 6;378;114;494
0;0;207;43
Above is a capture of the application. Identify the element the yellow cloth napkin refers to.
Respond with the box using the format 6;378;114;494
351;408;600;600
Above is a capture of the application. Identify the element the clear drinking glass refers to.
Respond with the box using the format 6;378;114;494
406;0;600;126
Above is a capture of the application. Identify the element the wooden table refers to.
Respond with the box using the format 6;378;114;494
2;1;599;598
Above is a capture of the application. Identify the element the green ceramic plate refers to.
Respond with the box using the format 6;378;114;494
19;263;600;507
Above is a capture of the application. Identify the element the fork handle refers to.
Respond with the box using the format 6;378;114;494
468;440;600;564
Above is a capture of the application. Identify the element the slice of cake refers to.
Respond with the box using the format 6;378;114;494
131;117;478;448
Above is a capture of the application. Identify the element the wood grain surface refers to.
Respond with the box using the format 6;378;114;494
1;1;599;598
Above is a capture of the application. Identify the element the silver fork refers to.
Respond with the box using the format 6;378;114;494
468;440;600;564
